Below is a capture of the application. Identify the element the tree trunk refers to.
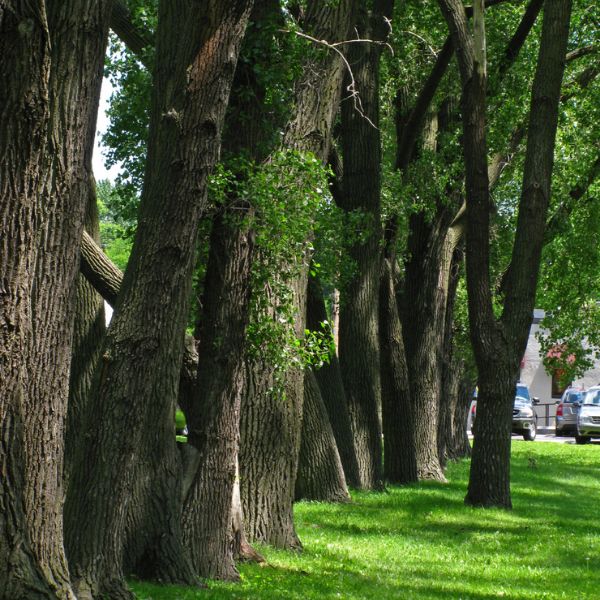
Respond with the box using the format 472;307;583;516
182;208;254;581
239;0;357;548
180;2;283;576
65;2;253;597
438;245;465;466
338;1;394;491
65;182;106;489
379;253;418;484
240;354;304;548
1;1;111;598
296;369;350;502
401;210;455;481
306;274;360;487
0;6;54;597
437;0;572;507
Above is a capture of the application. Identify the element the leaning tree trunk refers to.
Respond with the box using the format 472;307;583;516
181;207;254;581
0;2;111;598
295;368;350;502
180;1;283;577
65;2;253;598
239;0;357;549
65;184;106;488
338;0;394;491
306;274;360;487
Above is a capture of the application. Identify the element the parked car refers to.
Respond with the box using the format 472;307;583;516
575;386;600;444
555;387;584;436
471;383;539;441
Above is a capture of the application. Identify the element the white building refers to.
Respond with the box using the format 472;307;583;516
519;309;600;426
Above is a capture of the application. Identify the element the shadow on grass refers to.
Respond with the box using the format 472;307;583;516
130;444;600;599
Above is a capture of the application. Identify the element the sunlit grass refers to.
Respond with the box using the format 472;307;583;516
131;442;600;599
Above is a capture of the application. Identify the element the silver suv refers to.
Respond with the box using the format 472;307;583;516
555;388;584;436
576;386;600;444
513;383;539;441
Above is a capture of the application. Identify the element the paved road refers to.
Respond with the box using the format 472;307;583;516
469;431;600;444
535;431;600;444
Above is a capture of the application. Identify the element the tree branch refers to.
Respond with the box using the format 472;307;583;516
79;231;199;398
110;0;153;68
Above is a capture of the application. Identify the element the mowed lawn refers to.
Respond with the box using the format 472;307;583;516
132;442;600;599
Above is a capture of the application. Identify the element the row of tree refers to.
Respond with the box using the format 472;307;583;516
1;0;598;598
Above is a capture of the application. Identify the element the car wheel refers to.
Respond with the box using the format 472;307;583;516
523;420;537;441
575;435;590;445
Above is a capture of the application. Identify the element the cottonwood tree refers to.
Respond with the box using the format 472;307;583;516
0;1;111;598
437;0;572;507
64;2;254;597
239;0;357;549
337;0;395;490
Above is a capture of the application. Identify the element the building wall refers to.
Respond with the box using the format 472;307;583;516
520;315;600;426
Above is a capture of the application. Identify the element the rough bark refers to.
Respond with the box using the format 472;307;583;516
240;0;357;548
180;1;283;575
437;247;471;465
181;208;254;581
0;6;54;598
306;274;360;487
438;0;572;507
65;2;253;597
379;254;417;484
338;0;394;491
1;2;110;598
65;181;106;486
296;368;350;502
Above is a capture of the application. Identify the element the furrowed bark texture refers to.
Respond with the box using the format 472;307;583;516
379;254;417;484
65;182;106;486
0;5;54;598
79;231;201;430
65;2;252;597
437;247;471;465
1;1;111;598
295;368;350;502
182;209;254;581
468;0;572;507
402;209;454;482
438;0;572;507
399;102;460;482
338;0;393;491
180;2;286;577
306;274;360;487
240;0;356;549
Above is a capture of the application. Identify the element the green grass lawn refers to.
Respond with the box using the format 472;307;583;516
132;442;600;599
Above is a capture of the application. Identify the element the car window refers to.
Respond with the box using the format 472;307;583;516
516;384;530;401
583;390;600;405
565;391;582;403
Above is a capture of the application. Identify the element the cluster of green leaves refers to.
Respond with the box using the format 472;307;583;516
97;179;134;270
101;1;157;228
533;2;600;381
209;150;336;376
